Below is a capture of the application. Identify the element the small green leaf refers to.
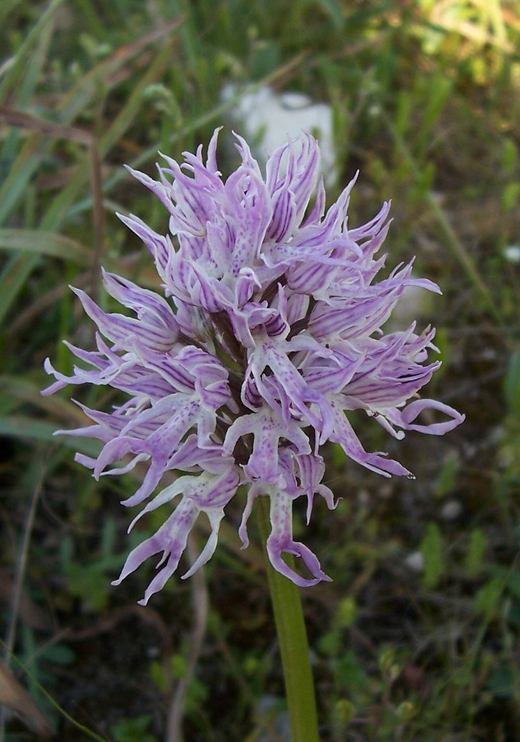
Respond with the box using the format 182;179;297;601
474;577;504;620
465;529;488;578
502;182;520;213
336;597;357;629
501;138;518;176
110;714;155;742
318;630;341;657
185;676;208;714
504;351;520;414
335;651;369;692
396;701;416;721
420;523;445;589
435;451;459;497
332;698;356;728
171;654;188;679
378;646;400;682
149;660;168;693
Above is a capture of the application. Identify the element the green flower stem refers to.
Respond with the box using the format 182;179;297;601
256;496;319;742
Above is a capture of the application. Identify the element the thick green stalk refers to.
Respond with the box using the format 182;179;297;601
256;496;319;742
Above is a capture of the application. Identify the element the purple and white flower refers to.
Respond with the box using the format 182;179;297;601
43;129;464;603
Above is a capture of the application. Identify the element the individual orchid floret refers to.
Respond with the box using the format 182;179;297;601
112;465;240;605
43;129;464;602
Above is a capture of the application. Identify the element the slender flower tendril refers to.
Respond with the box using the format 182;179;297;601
43;129;464;604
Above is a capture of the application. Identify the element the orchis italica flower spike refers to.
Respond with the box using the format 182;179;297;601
43;130;464;604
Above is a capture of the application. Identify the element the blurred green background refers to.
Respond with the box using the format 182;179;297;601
0;0;519;739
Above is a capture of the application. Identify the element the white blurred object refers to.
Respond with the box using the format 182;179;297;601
504;245;520;264
441;499;462;520
222;83;336;184
405;551;424;572
387;284;432;332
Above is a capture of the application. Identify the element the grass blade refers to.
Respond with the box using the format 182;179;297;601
0;229;91;264
385;117;503;326
0;416;100;456
0;0;66;104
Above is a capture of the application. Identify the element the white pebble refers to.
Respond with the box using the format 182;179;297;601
405;551;424;572
441;500;462;520
504;245;520;263
221;83;336;184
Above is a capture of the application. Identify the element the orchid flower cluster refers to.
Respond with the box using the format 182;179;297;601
43;130;464;604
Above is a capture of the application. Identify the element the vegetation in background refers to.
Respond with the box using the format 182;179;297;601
0;0;518;739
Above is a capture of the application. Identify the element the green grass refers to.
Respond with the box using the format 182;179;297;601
0;0;519;739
